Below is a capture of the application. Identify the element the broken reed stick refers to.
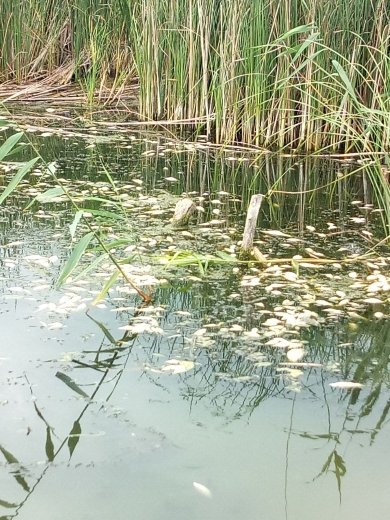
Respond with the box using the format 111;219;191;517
251;247;380;266
240;194;264;259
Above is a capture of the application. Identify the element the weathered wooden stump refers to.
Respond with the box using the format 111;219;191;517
171;198;196;228
239;194;264;260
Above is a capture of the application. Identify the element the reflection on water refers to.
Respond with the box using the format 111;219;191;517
0;125;390;520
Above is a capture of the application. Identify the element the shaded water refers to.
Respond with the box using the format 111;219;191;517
1;118;390;520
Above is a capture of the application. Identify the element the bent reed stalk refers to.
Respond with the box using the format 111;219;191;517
1;0;390;152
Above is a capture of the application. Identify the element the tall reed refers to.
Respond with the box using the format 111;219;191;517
1;0;389;152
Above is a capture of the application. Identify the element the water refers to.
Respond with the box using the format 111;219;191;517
1;117;390;520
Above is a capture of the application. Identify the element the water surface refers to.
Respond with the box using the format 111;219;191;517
1;118;389;520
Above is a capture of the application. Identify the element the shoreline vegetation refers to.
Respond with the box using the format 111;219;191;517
1;0;390;152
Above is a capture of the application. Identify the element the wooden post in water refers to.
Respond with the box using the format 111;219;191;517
240;194;264;260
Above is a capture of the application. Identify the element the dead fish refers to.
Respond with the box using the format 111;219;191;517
193;482;212;498
329;381;363;390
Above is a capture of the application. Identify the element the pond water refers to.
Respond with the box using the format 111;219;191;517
1;114;390;520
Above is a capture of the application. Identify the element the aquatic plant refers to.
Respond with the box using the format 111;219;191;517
0;1;390;152
0;127;39;203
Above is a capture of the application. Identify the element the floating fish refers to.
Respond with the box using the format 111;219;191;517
193;482;212;498
329;381;363;390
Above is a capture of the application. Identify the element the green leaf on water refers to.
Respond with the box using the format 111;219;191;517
360;384;381;417
67;421;82;458
215;251;238;262
0;132;23;161
314;448;346;502
314;450;332;480
87;313;118;345
55;371;89;398
45;426;55;462
299;432;338;441
55;231;94;288
334;450;346;501
0;444;18;465
0;445;30;491
0;157;39;206
0;498;18;508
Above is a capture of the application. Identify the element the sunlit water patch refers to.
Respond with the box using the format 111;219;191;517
0;120;390;520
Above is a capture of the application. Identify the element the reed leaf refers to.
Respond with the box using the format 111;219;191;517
56;231;95;287
0;158;39;206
